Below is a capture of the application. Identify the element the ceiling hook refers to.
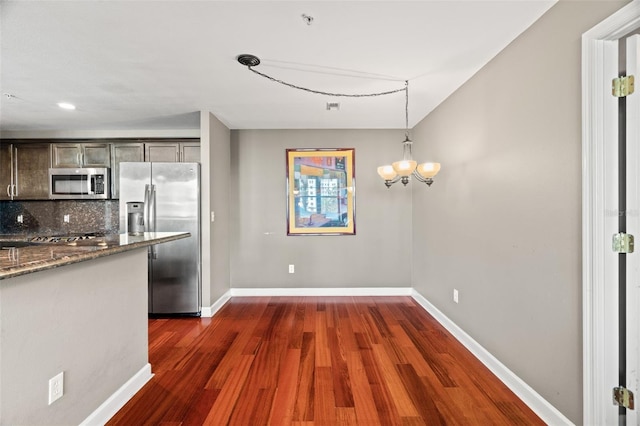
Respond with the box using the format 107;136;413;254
301;14;314;25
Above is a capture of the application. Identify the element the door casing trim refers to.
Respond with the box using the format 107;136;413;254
583;2;640;424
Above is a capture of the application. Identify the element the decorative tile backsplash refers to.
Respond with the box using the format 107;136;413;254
0;200;121;235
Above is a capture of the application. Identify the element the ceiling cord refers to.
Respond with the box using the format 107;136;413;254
246;66;407;98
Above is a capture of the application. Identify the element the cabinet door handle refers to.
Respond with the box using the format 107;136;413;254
6;184;10;198
10;146;15;197
14;159;18;196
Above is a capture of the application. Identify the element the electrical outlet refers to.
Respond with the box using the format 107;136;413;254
48;372;64;405
17;214;23;223
288;264;295;274
453;289;459;304
211;211;215;222
63;214;70;223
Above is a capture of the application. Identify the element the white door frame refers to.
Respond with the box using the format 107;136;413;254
626;34;640;426
583;1;640;424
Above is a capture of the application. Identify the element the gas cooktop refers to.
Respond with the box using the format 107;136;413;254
29;233;104;244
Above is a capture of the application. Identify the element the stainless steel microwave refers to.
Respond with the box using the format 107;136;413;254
49;168;110;199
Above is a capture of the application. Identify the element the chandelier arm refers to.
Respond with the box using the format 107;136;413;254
383;175;402;188
412;169;434;186
247;67;406;98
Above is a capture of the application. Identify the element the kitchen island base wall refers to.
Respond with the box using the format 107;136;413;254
0;249;148;425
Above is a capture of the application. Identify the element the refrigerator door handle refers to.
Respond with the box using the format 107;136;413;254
149;184;157;259
149;184;157;232
143;184;151;231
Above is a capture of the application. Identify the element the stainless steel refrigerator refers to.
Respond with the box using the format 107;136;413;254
119;162;201;315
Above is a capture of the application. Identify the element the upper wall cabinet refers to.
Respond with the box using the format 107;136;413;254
51;143;111;168
144;141;200;163
110;143;144;199
0;143;51;200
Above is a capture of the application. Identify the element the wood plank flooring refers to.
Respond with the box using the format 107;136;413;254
107;296;544;425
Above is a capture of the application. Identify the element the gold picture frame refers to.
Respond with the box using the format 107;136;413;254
286;148;355;235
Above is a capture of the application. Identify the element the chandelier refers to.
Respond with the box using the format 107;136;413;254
236;54;440;188
377;81;440;188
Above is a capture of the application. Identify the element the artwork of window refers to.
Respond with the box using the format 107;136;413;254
286;148;355;235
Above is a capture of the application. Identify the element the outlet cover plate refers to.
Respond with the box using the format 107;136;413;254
48;372;64;405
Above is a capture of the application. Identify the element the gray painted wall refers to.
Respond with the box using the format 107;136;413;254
230;129;412;288
410;1;629;423
200;113;214;308
207;113;231;304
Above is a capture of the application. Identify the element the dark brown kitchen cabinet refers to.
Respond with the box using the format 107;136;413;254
110;143;144;199
144;141;200;163
51;143;111;168
0;143;51;200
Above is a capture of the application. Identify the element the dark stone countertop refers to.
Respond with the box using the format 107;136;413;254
0;232;189;280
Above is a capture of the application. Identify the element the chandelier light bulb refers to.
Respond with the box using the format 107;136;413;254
417;162;441;179
377;165;397;180
392;160;417;177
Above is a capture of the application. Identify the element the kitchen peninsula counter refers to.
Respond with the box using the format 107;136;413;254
0;232;189;280
0;231;192;425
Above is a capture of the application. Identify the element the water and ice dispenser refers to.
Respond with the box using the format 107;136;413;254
126;201;145;235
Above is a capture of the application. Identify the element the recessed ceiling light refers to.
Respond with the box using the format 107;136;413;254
57;102;76;110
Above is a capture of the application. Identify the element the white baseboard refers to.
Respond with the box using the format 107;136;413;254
229;287;413;297
200;290;232;317
80;363;153;426
411;290;573;426
200;288;412;317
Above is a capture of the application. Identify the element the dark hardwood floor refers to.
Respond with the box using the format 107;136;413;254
107;296;544;425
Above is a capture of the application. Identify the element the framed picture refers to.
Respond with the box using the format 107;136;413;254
286;148;355;235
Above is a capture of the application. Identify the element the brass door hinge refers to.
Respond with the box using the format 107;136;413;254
614;386;635;410
613;75;635;97
613;233;635;253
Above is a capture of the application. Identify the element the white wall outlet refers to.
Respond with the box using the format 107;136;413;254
288;264;295;274
63;214;70;223
48;372;64;405
17;214;23;223
211;211;215;222
453;289;459;304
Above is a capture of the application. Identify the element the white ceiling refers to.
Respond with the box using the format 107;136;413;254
0;0;556;133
